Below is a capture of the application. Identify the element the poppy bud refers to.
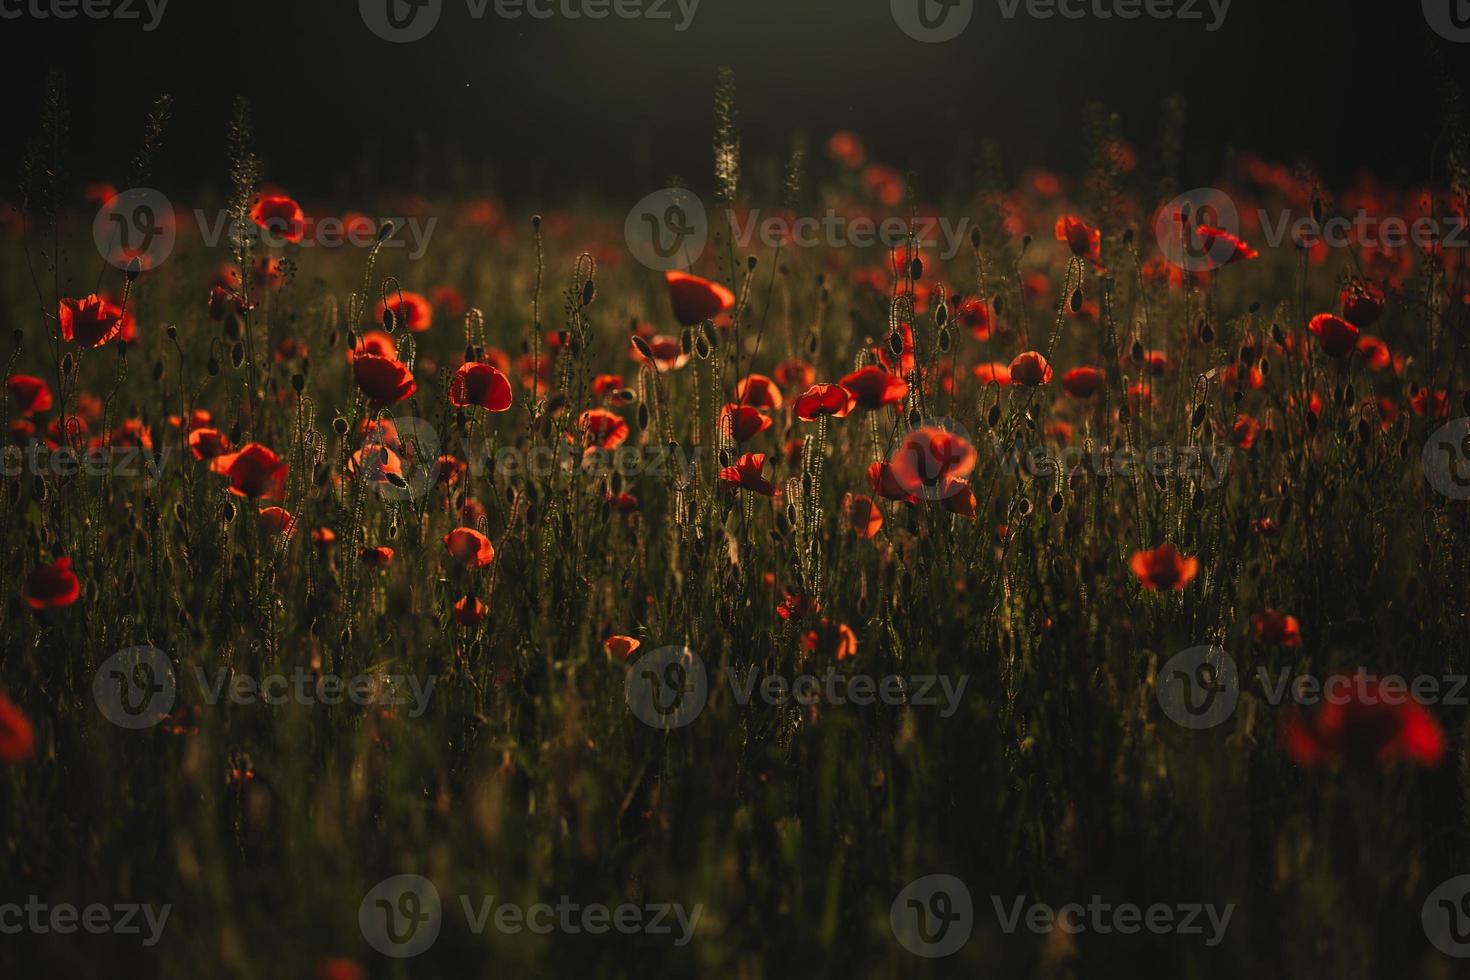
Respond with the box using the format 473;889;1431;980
935;302;948;327
1022;234;1032;250
636;403;649;431
938;326;952;353
1122;228;1134;246
223;499;237;522
1191;403;1206;428
1249;302;1260;314
1049;492;1063;513
747;255;758;271
1118;404;1130;423
806;333;820;356
970;227;981;249
166;325;178;341
1200;322;1214;344
230;343;244;368
1271;324;1285;346
62;352;74;376
532;214;542;231
994;295;1005;316
332;417;349;435
695;333;711;359
631;335;654;360
207;356;220;376
1017;498;1032;516
909;258;923;280
907;407;921;429
1070;288;1084;313
292;374;305;393
126;256;143;281
377;221;394;242
1130;340;1144;362
987;404;1001;428
10;328;21;347
581;279;596;307
888;331;904;356
153;360;164;382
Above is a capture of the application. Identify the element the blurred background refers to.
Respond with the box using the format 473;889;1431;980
0;0;1463;203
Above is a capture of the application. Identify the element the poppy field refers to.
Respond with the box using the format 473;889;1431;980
4;48;1470;978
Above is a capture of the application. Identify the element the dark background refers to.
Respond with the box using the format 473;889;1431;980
0;0;1464;205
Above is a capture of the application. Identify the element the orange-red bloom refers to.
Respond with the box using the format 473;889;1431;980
353;354;417;410
376;291;434;333
579;408;630;453
844;494;883;539
1283;676;1445;769
794;383;856;421
604;635;642;659
22;556;80;610
188;427;232;461
58;295;128;347
721;403;773;442
0;693;35;764
888;427;977;497
449;362;513;411
453;596;487;626
1307;314;1360;359
210;442;287;499
444;527;496;567
1129;544;1199;591
719;452;778;496
665;270;735;326
6;375;52;415
250;193;306;244
1251;609;1302;646
1055;215;1102;266
839;365;908;410
735;373;783;410
1008;351;1053;386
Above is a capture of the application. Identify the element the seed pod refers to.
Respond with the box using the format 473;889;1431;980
581;278;596;307
632;335;654;361
1070;288;1084;313
1017;498;1032;516
695;333;711;359
1049;492;1063;514
888;330;904;356
935;302;948;328
1191;403;1207;428
62;352;74;376
222;498;237;522
909;258;923;280
970;227;981;249
382;307;395;332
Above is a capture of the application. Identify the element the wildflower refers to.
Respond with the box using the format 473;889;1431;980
444;527;495;567
449;362;513;411
664;270;735;326
794;383;855;421
1283;676;1444;768
1129;544;1199;591
22;557;80;610
719;452;778;496
210;443;288;499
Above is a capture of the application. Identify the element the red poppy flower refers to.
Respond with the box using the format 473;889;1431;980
840;366;908;410
311;527;337;547
1129;544;1199;591
939;478;977;519
347;330;396;363
735;373;783;410
1054;215;1102;266
888;427;977;497
444;527;496;567
1283;676;1445;768
794;383;856;421
604;635;641;659
777;592;820;620
1411;388;1451;419
1230;414;1261;449
22;556;80;610
450;362;513;412
579;408;630;454
1061;366;1105;398
359;546;395;567
877;322;916;375
633;334;690;372
593;374;625;397
774;359;815;390
719;452;778;496
862;164;905;206
58;295;127;347
375;291;434;333
250;193;306;244
0;693;35;764
1340;278;1385;327
955;297;991;340
868;460;918;503
1195;226;1258;265
844;494;883;539
258;506;296;538
210;442;287;499
6;375;52;415
801;619;858;660
665;270;735;326
1007;351;1053;386
824;131;866;169
353;354;417;410
187;427;232;461
1356;335;1391;371
721;403;773;442
973;362;1013;386
453;596;487;626
1252;609;1302;646
1307;314;1359;359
